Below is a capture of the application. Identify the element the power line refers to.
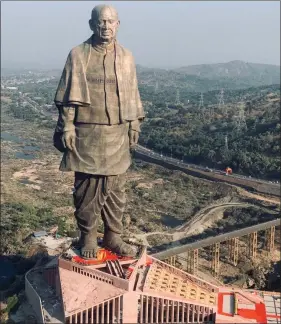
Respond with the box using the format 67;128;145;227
233;102;247;133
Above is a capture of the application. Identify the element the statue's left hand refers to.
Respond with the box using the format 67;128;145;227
129;129;139;148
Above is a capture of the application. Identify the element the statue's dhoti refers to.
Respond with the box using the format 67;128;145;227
73;172;126;235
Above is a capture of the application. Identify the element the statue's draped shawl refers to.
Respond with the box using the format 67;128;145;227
54;36;144;122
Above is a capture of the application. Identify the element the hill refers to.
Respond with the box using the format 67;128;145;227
137;60;280;93
174;60;280;80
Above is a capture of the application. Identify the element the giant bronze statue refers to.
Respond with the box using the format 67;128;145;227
53;5;144;258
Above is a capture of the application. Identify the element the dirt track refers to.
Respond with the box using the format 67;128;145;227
132;200;279;246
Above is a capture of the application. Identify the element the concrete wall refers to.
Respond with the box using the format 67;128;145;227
59;258;129;290
25;270;44;324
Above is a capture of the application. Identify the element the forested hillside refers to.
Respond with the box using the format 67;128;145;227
137;60;280;94
139;84;280;180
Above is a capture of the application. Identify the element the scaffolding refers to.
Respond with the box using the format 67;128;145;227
228;238;239;266
186;249;199;275
164;256;176;267
265;226;275;254
248;232;258;260
211;243;220;276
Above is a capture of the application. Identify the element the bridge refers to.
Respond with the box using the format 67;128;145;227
152;218;280;277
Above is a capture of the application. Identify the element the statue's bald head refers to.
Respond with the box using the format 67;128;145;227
89;4;120;44
91;5;119;22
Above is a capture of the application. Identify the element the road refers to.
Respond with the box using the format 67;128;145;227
135;144;279;187
134;145;280;197
152;218;280;260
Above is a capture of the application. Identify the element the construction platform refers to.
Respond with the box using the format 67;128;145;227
25;246;281;323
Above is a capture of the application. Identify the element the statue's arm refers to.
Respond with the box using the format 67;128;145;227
61;106;76;130
129;53;145;134
60;105;76;151
129;119;142;132
129;118;144;148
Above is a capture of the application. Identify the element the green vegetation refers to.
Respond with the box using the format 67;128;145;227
0;295;19;323
17;79;58;105
0;202;69;255
1;99;56;129
139;85;280;180
5;295;19;314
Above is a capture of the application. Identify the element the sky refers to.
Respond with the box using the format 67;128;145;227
1;1;280;69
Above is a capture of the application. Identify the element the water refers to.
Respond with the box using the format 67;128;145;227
15;152;36;160
19;178;34;185
1;132;22;144
1;132;40;160
160;214;184;228
23;145;40;152
0;256;16;287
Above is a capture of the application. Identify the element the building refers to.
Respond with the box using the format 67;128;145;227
6;86;18;90
25;246;281;323
33;231;48;238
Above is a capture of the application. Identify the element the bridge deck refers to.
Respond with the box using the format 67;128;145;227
152;219;280;260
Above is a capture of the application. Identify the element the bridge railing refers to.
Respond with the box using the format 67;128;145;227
152;219;280;260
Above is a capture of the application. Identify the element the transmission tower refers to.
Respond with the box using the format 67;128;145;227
218;89;225;113
233;102;247;132
225;135;228;151
206;102;215;121
252;117;258;130
154;80;159;93
199;92;207;121
175;88;181;106
199;92;204;109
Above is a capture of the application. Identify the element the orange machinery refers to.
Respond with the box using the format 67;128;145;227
71;248;133;266
225;167;232;175
70;246;152;268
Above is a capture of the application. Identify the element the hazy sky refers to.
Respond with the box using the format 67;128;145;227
1;1;280;69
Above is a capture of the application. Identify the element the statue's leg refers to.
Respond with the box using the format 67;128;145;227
101;173;136;257
73;172;104;258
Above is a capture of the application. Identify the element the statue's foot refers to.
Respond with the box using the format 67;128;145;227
103;230;137;257
80;244;98;259
79;232;98;259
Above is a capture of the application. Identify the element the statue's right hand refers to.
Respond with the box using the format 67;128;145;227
63;129;76;151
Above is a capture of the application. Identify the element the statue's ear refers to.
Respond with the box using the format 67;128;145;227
89;19;94;31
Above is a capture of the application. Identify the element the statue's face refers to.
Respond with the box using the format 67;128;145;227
90;6;120;44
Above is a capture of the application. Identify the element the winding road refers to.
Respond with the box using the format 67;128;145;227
131;202;279;247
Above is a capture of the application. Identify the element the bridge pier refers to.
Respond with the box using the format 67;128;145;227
164;256;176;267
186;249;198;275
265;226;275;254
211;243;220;277
248;232;257;260
228;237;239;266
